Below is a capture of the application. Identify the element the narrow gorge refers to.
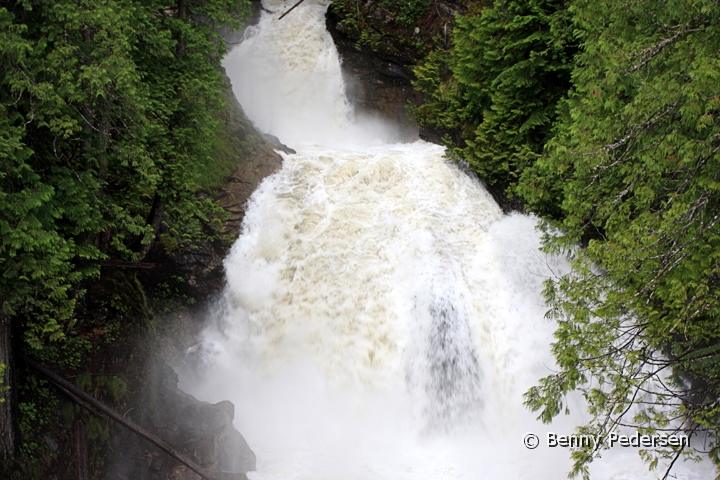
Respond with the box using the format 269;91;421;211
173;1;711;479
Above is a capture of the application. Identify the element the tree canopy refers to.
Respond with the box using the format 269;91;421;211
414;0;575;209
415;0;720;476
0;0;249;350
522;0;720;476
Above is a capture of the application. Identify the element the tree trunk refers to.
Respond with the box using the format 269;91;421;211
137;194;165;263
74;421;89;480
0;309;16;460
279;0;307;20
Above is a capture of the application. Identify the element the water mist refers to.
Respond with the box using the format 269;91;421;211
178;1;712;478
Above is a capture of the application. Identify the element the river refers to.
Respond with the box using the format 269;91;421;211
178;1;710;478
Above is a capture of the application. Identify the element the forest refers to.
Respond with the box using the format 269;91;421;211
0;0;255;477
1;0;720;478
407;0;720;476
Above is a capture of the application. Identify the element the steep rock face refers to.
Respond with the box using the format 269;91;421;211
110;359;255;480
216;0;266;46
216;143;284;239
326;1;471;143
326;10;421;140
328;1;472;67
172;142;283;299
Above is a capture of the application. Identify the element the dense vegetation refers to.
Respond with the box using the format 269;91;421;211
414;0;575;217
3;0;719;477
329;0;470;62
0;0;252;472
414;0;720;477
0;0;252;350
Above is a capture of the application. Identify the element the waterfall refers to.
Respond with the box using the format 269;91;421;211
178;1;710;478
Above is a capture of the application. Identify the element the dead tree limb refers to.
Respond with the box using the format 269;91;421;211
279;0;307;20
24;356;218;480
99;260;160;269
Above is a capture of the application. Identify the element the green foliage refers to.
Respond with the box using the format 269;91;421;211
0;0;250;351
0;2;254;469
413;0;576;199
332;0;432;31
35;336;92;371
417;0;720;475
330;0;439;58
412;49;466;135
17;374;60;457
379;0;431;26
518;0;720;476
195;76;262;192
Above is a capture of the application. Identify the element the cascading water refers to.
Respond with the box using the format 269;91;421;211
178;1;711;478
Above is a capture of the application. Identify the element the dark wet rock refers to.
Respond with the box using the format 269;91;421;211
418;126;446;145
165;141;283;300
43;434;59;453
327;1;472;64
326;11;421;141
111;359;255;480
173;242;225;298
326;2;472;144
214;0;266;47
217;143;284;239
261;133;296;154
480;181;527;215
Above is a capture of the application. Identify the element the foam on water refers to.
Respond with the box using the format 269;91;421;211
179;1;712;478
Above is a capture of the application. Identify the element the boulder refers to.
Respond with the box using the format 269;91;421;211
261;133;296;154
110;359;255;480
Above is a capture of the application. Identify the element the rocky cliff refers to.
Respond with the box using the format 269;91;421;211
326;1;472;143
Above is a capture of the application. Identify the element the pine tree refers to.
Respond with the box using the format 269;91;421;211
521;0;720;476
413;0;576;205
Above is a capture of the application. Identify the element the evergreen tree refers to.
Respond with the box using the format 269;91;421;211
1;0;248;348
413;0;575;207
0;0;249;459
521;0;720;476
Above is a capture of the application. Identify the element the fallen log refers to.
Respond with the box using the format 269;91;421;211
278;0;306;20
24;356;218;480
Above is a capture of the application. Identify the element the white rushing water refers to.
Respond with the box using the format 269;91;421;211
179;1;712;478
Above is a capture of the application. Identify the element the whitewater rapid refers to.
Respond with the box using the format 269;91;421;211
178;1;712;478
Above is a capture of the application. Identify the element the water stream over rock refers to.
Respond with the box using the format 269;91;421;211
178;1;710;478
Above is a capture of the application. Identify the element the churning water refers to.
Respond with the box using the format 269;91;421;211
179;1;711;478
